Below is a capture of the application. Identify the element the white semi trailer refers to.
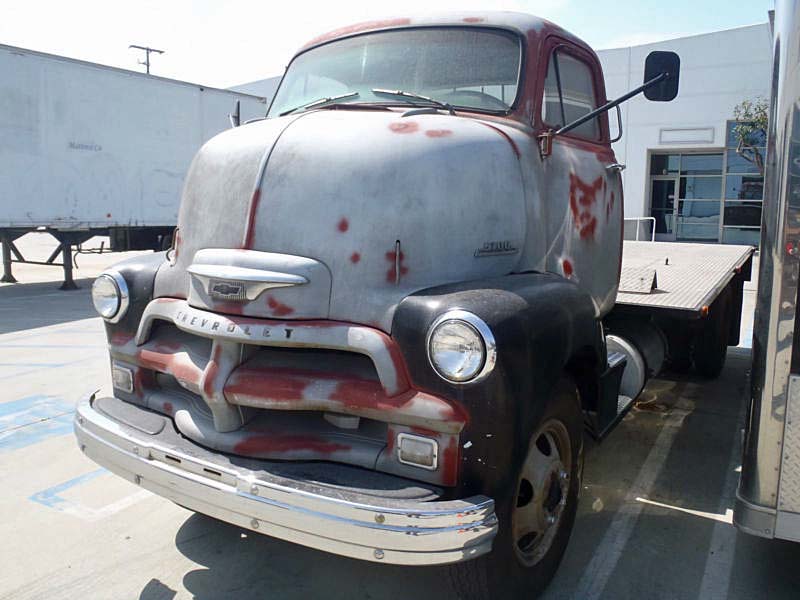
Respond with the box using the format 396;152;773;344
0;43;266;288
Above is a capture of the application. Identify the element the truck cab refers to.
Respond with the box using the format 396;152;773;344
75;13;685;598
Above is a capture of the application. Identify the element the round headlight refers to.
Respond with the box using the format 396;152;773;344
427;311;496;383
92;274;120;319
92;272;129;322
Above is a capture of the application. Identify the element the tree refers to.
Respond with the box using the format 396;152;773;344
732;97;768;175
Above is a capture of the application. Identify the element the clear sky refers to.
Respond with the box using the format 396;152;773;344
0;0;774;89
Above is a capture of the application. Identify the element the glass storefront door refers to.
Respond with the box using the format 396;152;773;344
649;152;723;243
650;179;676;241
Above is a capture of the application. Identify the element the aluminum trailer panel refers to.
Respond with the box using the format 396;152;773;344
0;43;266;230
616;241;754;312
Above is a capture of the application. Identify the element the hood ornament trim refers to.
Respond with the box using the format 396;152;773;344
187;264;308;302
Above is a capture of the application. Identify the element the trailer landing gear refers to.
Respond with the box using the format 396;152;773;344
0;229;94;290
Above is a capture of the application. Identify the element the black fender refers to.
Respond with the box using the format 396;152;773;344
391;272;604;501
102;252;166;341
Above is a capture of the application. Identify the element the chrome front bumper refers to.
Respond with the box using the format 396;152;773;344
74;396;498;565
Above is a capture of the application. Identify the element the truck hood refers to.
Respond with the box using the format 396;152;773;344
155;109;526;332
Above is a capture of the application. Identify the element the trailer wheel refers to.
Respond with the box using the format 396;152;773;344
693;289;732;378
448;378;583;599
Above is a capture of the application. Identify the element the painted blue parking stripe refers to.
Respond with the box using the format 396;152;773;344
29;469;106;509
0;395;75;451
0;355;102;381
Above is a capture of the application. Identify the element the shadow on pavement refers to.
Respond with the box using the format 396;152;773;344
139;578;177;600
0;278;97;334
172;512;452;600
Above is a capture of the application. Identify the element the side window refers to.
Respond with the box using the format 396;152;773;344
542;50;600;140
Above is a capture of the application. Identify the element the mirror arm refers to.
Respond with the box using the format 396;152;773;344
555;72;668;136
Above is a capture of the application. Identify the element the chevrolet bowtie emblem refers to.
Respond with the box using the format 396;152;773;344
187;263;309;302
210;281;245;298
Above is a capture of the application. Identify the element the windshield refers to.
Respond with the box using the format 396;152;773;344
268;27;522;117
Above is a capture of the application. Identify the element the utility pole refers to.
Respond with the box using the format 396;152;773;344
128;44;165;74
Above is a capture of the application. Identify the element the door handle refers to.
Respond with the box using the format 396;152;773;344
605;163;626;172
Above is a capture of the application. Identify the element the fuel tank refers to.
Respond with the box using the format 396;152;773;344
154;109;527;332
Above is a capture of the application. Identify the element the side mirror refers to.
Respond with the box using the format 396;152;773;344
644;51;680;101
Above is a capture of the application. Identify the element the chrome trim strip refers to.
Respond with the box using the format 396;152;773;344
74;397;497;565
136;299;408;396
426;310;497;385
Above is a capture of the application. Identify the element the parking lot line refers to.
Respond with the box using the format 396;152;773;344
695;402;746;600
573;408;689;599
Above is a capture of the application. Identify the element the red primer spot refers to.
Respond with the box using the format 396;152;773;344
109;331;134;346
385;249;409;283
425;129;452;138
234;434;349;456
267;295;294;316
337;217;349;232
350;252;361;264
568;173;604;240
242;189;261;249
106;213;112;218
163;402;174;416
303;18;412;49
389;121;419;134
440;437;461;486
562;259;574;277
214;301;245;316
226;369;310;402
138;348;203;387
462;16;485;23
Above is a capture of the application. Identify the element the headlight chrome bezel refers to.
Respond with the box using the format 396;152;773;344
426;310;497;384
92;271;130;323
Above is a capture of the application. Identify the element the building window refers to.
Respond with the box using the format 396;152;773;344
649;152;723;241
647;124;765;245
723;119;765;246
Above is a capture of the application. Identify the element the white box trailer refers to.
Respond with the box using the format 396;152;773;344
0;42;267;287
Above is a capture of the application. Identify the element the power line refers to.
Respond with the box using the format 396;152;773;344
128;44;165;74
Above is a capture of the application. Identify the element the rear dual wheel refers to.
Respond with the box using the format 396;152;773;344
448;379;584;599
693;289;732;378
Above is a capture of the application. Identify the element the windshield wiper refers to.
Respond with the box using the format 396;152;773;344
280;91;360;116
371;89;456;115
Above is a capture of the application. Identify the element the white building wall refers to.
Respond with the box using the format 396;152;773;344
598;23;772;219
230;76;282;105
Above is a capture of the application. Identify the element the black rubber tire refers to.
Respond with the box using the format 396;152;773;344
693;289;732;378
447;378;584;599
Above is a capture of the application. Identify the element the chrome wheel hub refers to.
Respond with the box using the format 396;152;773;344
512;419;571;567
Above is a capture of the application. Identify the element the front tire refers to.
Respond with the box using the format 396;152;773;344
448;378;584;599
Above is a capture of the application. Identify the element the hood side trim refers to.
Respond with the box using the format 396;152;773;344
242;111;316;249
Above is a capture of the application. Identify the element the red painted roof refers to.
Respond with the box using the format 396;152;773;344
298;11;590;54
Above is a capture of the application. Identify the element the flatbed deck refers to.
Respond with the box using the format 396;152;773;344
616;241;754;313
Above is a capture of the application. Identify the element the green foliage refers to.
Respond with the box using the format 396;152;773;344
732;98;768;174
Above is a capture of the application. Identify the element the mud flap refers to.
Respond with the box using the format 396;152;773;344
587;352;633;440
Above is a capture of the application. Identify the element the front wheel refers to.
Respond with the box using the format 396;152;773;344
448;378;584;599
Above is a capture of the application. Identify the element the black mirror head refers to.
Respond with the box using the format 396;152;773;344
644;51;680;101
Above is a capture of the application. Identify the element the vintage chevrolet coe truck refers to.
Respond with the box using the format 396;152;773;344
74;13;754;598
